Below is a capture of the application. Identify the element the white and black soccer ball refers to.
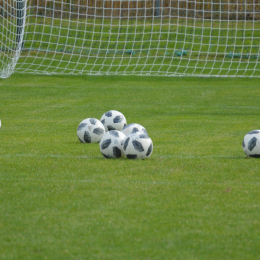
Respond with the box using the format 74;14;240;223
242;130;260;157
100;110;127;132
77;118;105;143
122;123;148;136
123;132;153;159
99;130;126;159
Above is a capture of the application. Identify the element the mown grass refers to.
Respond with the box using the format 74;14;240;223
0;75;260;259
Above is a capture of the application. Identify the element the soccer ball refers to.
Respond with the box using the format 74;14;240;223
99;130;126;159
100;110;127;132
123;132;153;159
122;123;148;136
242;130;260;157
77;118;105;143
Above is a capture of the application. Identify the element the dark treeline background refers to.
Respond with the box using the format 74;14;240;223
1;0;260;20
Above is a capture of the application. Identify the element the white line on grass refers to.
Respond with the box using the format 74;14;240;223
0;153;97;159
0;153;241;159
4;104;260;109
0;177;259;186
157;154;241;159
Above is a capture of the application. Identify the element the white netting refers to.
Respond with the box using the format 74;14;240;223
1;0;260;78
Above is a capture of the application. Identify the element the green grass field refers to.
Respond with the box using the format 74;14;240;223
1;75;260;259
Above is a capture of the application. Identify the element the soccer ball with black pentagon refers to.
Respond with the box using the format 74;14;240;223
124;132;153;159
77;118;105;143
99;130;126;159
100;110;127;132
242;130;260;157
122;123;148;136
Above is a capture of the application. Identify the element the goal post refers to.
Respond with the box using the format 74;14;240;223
16;0;25;46
0;0;26;78
1;0;260;78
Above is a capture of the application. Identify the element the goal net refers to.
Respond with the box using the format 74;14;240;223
1;0;260;78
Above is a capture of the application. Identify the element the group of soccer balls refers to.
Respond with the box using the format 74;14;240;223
77;110;153;159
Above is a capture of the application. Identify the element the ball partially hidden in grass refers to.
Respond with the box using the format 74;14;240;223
242;130;260;157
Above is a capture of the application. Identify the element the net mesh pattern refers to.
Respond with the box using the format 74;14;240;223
1;0;260;78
